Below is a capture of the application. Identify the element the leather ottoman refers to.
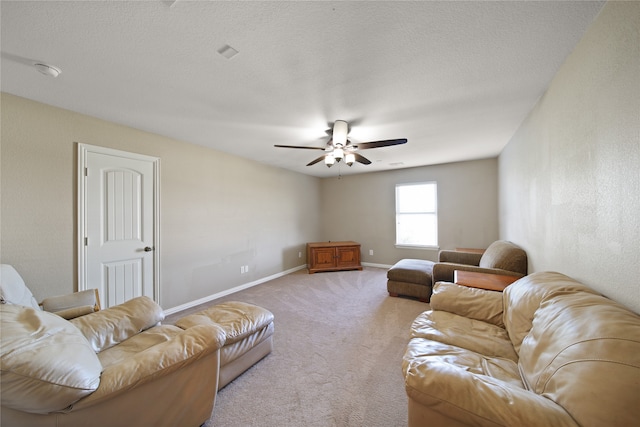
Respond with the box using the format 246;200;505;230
175;301;274;389
387;259;434;302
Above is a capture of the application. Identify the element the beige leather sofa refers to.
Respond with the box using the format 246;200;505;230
403;271;640;426
1;296;225;427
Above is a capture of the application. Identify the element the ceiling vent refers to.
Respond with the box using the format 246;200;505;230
217;45;239;60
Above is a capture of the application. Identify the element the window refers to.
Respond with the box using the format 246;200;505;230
395;182;438;248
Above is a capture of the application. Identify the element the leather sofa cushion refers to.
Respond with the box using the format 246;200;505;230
519;290;640;426
176;301;274;346
71;296;164;352
411;310;518;362
0;304;102;413
430;282;504;327
503;272;599;353
404;338;523;390
97;324;184;369
402;339;578;427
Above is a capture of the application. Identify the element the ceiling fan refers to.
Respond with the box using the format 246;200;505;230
274;120;407;167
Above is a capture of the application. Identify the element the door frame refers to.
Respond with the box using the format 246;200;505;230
77;143;161;305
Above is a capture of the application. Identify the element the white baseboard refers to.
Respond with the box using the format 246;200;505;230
362;262;393;269
163;264;308;316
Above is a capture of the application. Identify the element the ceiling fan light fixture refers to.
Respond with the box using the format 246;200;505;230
274;119;407;170
332;120;348;147
345;153;355;166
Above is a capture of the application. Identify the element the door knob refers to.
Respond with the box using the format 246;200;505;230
144;246;154;252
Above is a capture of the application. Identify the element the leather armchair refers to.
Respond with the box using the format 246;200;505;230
432;240;528;283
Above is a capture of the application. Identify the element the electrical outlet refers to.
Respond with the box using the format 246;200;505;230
240;266;245;274
245;265;249;273
298;251;302;258
369;249;374;256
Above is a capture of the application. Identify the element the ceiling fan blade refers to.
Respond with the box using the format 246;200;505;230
306;155;326;166
354;153;372;165
353;138;407;150
274;144;326;150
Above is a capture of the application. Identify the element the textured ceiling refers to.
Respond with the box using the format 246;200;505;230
1;1;604;177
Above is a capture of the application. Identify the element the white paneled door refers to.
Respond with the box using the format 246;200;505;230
78;144;159;308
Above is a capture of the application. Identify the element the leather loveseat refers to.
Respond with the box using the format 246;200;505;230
387;240;527;302
432;239;528;284
402;271;640;426
1;296;225;427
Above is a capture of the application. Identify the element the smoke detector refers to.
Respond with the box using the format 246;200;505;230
34;63;61;78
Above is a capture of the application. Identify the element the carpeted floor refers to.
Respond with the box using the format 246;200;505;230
166;267;429;427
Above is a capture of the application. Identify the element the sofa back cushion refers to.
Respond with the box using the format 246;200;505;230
430;282;505;327
478;240;527;275
518;290;640;426
0;304;102;414
503;272;598;353
71;296;164;353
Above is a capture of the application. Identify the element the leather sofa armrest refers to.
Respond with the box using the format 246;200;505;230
41;289;100;316
430;282;504;327
73;324;225;409
437;250;482;265
175;311;226;330
52;305;97;320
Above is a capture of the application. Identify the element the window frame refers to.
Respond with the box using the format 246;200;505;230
394;181;439;250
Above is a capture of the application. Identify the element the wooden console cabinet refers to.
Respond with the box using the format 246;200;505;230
307;241;362;274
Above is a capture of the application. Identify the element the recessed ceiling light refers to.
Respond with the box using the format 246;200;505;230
217;45;239;60
34;63;61;78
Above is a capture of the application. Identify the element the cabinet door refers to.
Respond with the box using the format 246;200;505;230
336;246;360;268
311;247;337;269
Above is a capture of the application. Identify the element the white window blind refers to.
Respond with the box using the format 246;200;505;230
395;182;438;247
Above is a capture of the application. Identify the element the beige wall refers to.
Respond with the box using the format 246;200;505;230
499;1;640;312
320;158;499;265
1;93;322;310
